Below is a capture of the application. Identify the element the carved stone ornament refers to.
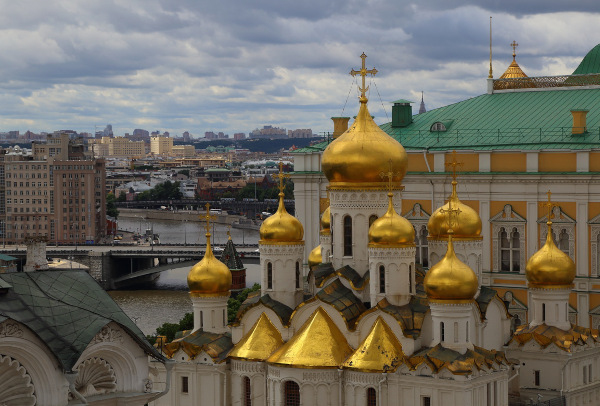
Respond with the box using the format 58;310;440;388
0;321;24;338
69;357;117;399
91;325;124;344
144;379;153;393
0;354;36;406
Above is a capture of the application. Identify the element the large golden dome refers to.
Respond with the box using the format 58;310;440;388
368;193;415;247
424;236;478;302
526;222;575;289
259;193;304;243
308;245;322;269
320;206;331;234
428;181;481;239
321;97;407;188
187;233;232;296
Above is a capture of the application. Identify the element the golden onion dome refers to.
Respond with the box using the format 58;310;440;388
424;235;478;302
526;222;575;289
368;193;415;247
308;245;322;269
320;206;331;234
428;181;482;239
187;232;232;296
321;97;408;188
259;192;304;243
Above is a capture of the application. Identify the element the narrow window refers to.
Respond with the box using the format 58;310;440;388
440;322;445;342
367;387;377;406
500;228;510;271
454;322;458;343
590;364;593;382
422;396;431;406
343;216;352;256
542;303;546;322
295;262;300;289
534;370;540;386
511;228;521;272
244;376;252;406
200;311;203;329
466;321;469;342
379;265;385;294
415;226;429;267
223;309;226;326
267;263;273;289
182;376;189;393
284;381;300;406
559;229;569;255
409;265;413;293
584;365;588;384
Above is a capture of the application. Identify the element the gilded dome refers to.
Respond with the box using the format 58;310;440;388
259;193;304;243
428;181;482;239
321;97;408;188
368;193;415;247
424;236;478;301
526;222;575;289
308;245;322;269
320;206;331;234
499;59;528;79
187;233;232;296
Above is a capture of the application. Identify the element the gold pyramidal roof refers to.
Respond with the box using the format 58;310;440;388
509;324;600;352
267;307;353;369
343;316;408;373
228;313;283;361
499;40;528;79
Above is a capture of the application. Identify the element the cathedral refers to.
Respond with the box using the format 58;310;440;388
150;49;600;406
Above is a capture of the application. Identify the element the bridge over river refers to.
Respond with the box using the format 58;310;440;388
0;244;260;290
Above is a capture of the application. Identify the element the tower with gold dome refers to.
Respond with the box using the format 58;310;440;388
258;162;305;309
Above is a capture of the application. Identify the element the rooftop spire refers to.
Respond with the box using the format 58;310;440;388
419;91;426;114
511;40;519;61
488;16;493;78
350;52;378;102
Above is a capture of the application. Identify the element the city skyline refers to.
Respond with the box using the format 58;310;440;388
0;2;599;135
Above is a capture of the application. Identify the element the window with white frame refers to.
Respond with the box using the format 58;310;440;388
538;206;575;260
500;227;521;272
404;203;430;268
490;205;526;273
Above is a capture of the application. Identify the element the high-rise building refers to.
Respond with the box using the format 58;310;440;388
150;134;174;155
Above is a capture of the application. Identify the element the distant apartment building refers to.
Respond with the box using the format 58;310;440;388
249;125;288;139
182;131;191;142
288;128;313;138
233;133;246;140
92;136;145;158
150;135;174;155
172;145;196;158
2;133;107;244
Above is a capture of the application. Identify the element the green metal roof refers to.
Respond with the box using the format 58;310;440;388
316;279;366;329
573;44;600;75
219;238;245;270
0;271;164;370
0;254;16;261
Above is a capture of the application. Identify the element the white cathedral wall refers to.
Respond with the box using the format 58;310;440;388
354;311;419;356
268;366;340;406
482;298;512;350
231;360;266;406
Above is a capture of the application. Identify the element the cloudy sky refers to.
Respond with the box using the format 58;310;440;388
1;1;599;137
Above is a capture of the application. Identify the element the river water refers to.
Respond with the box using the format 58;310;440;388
108;218;261;336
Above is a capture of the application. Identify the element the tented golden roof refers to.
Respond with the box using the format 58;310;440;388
509;323;600;352
308;244;322;269
526;221;575;289
428;181;482;240
368;192;415;247
320;206;331;234
259;192;304;243
228;313;283;361
267;307;353;368
187;231;232;296
343;316;408;372
424;236;478;302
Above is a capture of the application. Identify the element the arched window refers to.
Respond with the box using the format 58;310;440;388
369;215;378;227
379;265;385;294
415;226;428;267
500;227;520;272
267;263;273;289
542;303;546;322
409;265;413;294
244;376;252;406
343;216;352;256
284;381;300;406
440;322;445;342
295;262;300;289
367;387;377;406
200;311;203;329
559;229;569;255
466;321;469;342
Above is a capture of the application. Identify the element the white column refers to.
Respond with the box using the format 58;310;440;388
526;201;538;260
433;153;445;172
577;200;588;277
578;293;590;328
576;152;589;172
480;199;491;275
526;152;538;172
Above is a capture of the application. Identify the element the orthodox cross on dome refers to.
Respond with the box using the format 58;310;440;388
273;161;290;194
440;199;462;235
200;203;217;235
445;150;464;182
350;52;378;99
379;159;401;193
511;40;519;59
540;190;559;223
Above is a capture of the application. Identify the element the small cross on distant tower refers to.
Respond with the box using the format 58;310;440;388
350;53;378;100
200;203;217;235
445;150;464;182
273;161;290;195
511;40;519;59
539;190;559;224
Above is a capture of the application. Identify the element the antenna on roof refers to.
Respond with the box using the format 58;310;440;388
488;16;493;79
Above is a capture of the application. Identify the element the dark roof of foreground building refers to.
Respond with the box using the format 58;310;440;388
0;270;165;370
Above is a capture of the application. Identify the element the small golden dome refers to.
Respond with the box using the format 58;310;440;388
187;233;232;296
320;206;331;233
424;236;478;301
526;222;575;289
308;245;322;269
428;181;481;239
321;98;407;188
499;60;528;79
259;193;304;243
368;193;415;247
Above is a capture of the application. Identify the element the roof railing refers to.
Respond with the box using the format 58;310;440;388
493;73;600;91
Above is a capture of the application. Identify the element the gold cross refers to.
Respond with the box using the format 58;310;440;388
511;40;519;58
227;226;232;240
379;159;400;193
350;52;378;99
440;199;462;234
272;161;290;194
539;190;559;222
200;203;217;234
445;150;464;182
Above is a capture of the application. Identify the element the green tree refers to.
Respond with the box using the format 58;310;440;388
106;193;119;219
117;191;127;202
227;283;261;323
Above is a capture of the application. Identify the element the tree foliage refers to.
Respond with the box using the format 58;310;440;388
106;192;119;219
227;283;261;323
135;180;183;201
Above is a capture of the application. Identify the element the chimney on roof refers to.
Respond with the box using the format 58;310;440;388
331;117;350;139
391;100;413;128
571;110;589;135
